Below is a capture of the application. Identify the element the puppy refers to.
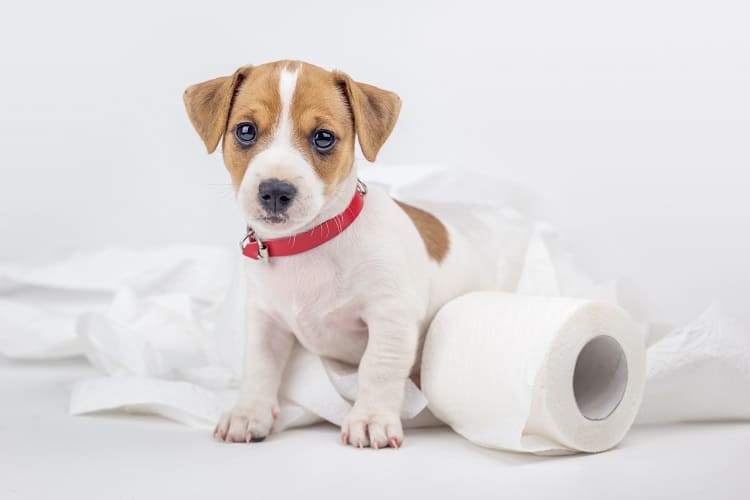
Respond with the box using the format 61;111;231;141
184;60;483;449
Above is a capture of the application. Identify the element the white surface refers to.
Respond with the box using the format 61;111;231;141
1;0;750;326
1;356;748;500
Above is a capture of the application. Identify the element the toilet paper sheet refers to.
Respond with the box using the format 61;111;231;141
1;164;748;447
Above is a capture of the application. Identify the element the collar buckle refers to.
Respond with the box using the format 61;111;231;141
257;238;269;260
240;228;268;261
356;178;368;195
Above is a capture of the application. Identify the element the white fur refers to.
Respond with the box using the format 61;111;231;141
275;68;297;149
215;65;485;448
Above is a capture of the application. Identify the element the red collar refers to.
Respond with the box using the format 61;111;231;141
240;180;367;261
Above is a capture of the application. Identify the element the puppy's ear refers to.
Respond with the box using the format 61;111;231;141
334;71;401;162
183;65;253;153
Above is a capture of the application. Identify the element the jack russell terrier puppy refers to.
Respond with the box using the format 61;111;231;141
184;60;483;449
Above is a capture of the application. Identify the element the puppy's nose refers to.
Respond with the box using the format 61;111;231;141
257;179;297;214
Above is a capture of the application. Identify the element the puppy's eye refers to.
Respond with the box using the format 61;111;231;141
234;122;257;146
312;129;336;153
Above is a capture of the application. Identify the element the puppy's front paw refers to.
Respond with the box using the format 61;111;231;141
214;402;279;443
341;407;403;449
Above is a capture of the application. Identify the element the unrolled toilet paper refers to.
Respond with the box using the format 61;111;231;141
2;164;748;456
421;291;646;454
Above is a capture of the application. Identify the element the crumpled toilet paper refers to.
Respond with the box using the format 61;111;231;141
1;164;749;448
636;303;750;424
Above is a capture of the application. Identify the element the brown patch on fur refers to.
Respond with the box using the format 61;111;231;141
183;62;285;188
289;63;356;196
183;65;253;155
222;63;286;188
333;71;401;162
395;201;450;262
183;60;402;194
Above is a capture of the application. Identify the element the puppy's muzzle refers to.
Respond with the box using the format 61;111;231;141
258;178;297;214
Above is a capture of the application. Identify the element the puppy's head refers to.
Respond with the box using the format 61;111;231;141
183;60;401;237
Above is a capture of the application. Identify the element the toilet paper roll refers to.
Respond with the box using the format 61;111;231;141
421;292;646;454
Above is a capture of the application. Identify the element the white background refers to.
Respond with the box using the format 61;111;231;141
1;0;748;326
